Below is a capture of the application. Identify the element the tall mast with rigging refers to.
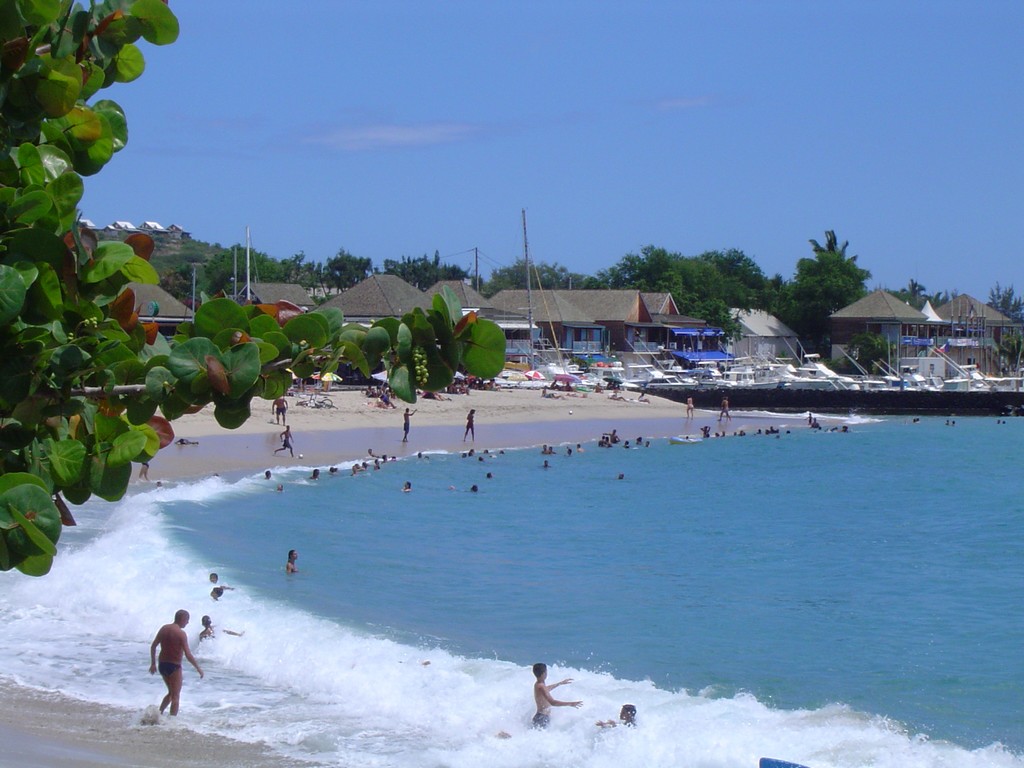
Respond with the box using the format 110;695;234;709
522;209;534;370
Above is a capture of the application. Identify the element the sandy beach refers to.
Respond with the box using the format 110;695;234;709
1;386;811;767
147;386;724;483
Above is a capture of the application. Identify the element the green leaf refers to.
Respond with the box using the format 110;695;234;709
112;42;145;83
389;365;416;403
145;365;175;402
282;313;328;349
48;343;91;376
45;438;87;486
34;56;82;117
131;0;180;44
0;264;28;325
81;241;134;283
89;454;132;501
213;396;251;429
397;322;413;365
461;318;507;378
221;343;262;398
47;171;84;228
121;255;159;284
25;261;62;321
16;553;54;577
312;306;346;338
434;286;463;326
109;430;148;467
93;100;128;153
0;472;50;495
167;337;219;384
0;484;61;556
8;189;52;223
194;297;249;339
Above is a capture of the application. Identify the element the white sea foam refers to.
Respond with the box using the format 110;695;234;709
1;471;1020;768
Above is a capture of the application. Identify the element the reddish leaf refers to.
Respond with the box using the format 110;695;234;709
230;330;251;345
124;233;154;261
147;415;175;449
206;355;230;395
109;288;137;330
94;11;124;37
254;303;278;318
2;37;28;72
143;322;159;345
54;494;77;527
276;300;303;325
453;311;477;336
98;399;123;417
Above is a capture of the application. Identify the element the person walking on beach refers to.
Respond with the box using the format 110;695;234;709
286;549;299;573
272;395;288;425
402;408;417;442
532;662;581;728
464;409;476;442
149;610;203;716
685;396;694;420
274;425;294;457
719;396;731;422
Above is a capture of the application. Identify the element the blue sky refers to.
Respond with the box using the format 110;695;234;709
82;1;1022;299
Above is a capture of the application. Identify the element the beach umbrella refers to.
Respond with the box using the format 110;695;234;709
321;372;340;382
524;370;545;380
371;371;388;382
554;373;582;384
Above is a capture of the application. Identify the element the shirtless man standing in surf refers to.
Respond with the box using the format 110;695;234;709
149;609;203;716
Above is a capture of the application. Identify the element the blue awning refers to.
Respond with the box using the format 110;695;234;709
670;327;724;337
670;350;734;362
580;354;615;362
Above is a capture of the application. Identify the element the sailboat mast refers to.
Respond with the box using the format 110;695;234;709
522;209;534;370
245;226;251;303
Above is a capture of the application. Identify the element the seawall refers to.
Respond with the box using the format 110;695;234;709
649;386;1024;415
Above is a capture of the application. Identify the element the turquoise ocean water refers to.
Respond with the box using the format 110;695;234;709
1;413;1021;768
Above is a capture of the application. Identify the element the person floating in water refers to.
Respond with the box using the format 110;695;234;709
532;662;582;728
286;549;298;573
149;610;203;716
597;703;637;728
199;615;243;642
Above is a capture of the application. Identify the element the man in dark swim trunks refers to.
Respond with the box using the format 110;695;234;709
532;662;581;728
149;609;203;716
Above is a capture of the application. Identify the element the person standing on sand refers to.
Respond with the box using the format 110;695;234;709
149;610;203;716
402;408;417;442
685;396;694;419
532;662;581;728
272;395;288;425
719;396;731;422
274;425;294;457
464;409;476;442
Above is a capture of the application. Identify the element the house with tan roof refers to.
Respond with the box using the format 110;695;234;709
128;282;191;335
933;294;1018;374
318;274;431;323
731;309;800;360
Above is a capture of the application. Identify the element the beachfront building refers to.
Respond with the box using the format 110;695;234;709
128;282;191;335
730;309;801;361
933;294;1018;375
318;274;431;323
830;290;1020;377
830;290;934;369
488;288;714;367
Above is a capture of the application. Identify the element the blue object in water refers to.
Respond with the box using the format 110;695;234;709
760;759;810;768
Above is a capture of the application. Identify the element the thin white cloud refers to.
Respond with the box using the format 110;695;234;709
305;122;482;151
655;96;713;112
